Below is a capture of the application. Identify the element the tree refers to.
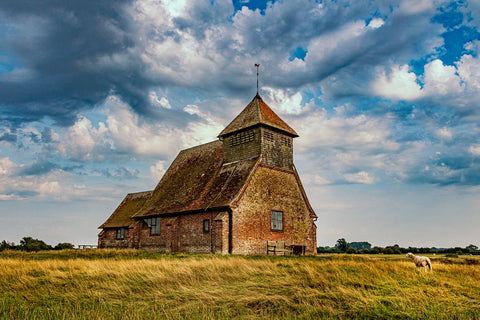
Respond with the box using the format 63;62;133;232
466;244;478;252
349;242;372;251
0;240;15;251
335;238;349;252
54;242;75;250
19;237;52;252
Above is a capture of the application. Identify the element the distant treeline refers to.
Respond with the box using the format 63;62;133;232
0;237;74;252
318;238;480;255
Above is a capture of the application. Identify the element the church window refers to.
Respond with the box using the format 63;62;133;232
271;211;283;231
203;219;210;233
116;228;125;239
144;217;161;235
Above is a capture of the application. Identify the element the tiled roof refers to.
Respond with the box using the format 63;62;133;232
133;140;259;218
218;94;298;137
99;191;153;228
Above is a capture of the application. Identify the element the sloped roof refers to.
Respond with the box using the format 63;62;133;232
99;191;153;228
134;140;259;218
218;94;298;137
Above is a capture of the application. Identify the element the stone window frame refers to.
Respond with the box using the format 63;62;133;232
271;210;283;232
203;219;210;233
144;217;161;235
116;228;125;240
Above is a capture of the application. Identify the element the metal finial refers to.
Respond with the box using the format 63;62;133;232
255;63;260;95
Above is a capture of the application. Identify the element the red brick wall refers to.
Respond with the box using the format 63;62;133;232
135;211;226;253
98;228;132;248
230;165;316;255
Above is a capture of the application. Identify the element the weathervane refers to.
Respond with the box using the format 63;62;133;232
255;63;260;95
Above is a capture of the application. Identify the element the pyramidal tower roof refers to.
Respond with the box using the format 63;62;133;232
218;94;298;137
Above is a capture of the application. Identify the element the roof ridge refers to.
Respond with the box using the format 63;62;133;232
254;95;263;124
218;95;298;137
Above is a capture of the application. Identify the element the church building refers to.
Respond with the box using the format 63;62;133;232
98;94;317;255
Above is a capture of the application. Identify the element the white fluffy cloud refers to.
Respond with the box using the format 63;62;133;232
57;116;104;161
372;57;480;104
293;105;400;153
150;160;167;181
56;95;224;161
456;43;480;92
373;64;422;100
262;87;305;114
423;59;463;96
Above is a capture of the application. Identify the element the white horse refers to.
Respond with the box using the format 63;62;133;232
406;252;432;272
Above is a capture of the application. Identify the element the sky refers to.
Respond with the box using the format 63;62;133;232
0;0;479;248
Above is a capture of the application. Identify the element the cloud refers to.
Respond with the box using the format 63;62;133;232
150;160;167;181
0;0;446;129
99;167;139;180
0;156;132;201
435;127;453;141
468;145;480;156
423;59;463;96
372;64;422;100
0;157;62;200
262;87;305;114
344;171;375;184
0;0;136;126
0;132;17;143
293;105;400;153
17;159;59;176
54;95;224;162
148;92;172;109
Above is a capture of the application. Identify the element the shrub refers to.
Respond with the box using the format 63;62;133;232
346;247;357;254
54;243;75;250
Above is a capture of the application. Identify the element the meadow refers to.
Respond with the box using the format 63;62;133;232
0;250;479;319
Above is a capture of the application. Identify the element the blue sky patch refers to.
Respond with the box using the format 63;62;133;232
289;46;308;61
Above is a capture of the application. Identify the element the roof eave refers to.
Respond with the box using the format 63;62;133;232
133;205;232;219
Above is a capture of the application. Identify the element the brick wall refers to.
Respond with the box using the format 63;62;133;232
230;165;316;255
98;228;132;248
135;211;226;253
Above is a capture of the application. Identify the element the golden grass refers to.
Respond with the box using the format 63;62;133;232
0;251;479;319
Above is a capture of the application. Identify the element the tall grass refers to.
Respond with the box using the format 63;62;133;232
0;250;479;319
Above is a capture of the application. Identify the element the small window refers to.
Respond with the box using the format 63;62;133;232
203;219;210;233
229;131;255;146
281;136;292;148
264;131;274;143
143;217;161;235
116;228;125;239
271;211;283;231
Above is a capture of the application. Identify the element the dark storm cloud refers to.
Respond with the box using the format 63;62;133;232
0;0;446;128
0;0;161;127
0;132;17;143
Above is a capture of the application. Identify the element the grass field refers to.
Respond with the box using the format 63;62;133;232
0;250;479;319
